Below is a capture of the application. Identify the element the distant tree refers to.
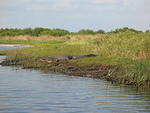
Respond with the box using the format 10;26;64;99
39;28;70;36
23;28;33;35
145;30;150;33
77;29;95;34
31;28;46;36
96;30;105;34
109;27;143;34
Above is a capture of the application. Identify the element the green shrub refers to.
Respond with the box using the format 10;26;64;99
109;27;143;34
77;29;95;34
96;30;105;34
0;28;70;37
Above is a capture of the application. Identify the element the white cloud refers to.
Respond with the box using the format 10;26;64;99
0;0;150;31
141;0;150;13
94;0;119;4
51;0;73;11
0;0;125;12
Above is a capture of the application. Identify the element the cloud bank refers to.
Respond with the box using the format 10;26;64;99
0;0;149;31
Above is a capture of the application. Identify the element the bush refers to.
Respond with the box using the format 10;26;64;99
39;29;70;36
77;29;95;35
145;30;150;33
0;28;70;37
96;30;105;34
109;27;142;34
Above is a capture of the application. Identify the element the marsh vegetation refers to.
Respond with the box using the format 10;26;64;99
0;28;150;88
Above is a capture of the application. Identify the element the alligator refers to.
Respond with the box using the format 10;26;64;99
0;58;21;65
0;53;5;56
39;54;97;62
0;54;97;65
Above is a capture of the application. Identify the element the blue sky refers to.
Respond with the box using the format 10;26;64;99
0;0;150;31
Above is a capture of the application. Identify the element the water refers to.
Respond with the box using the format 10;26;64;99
0;46;150;113
0;44;30;50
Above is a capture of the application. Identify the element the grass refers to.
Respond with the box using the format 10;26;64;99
0;31;150;88
0;38;65;45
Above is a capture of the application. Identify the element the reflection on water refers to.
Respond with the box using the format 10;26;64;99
0;46;150;113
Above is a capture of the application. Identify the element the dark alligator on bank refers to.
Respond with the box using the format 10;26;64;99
0;54;97;65
0;53;5;56
39;54;97;62
0;58;25;65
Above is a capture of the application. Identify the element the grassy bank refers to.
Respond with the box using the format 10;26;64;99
0;31;150;88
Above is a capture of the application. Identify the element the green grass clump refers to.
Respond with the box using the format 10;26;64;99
119;60;150;87
0;39;65;45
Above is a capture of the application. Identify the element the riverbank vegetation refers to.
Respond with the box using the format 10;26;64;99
0;27;150;88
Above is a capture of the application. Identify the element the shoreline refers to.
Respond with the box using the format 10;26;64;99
0;46;122;86
0;51;149;89
0;58;121;83
1;57;149;89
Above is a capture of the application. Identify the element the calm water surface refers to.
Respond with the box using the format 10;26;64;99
0;44;29;50
0;46;150;113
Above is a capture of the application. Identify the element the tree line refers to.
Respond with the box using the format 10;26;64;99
0;27;149;37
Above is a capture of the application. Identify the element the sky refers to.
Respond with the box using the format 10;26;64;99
0;0;150;31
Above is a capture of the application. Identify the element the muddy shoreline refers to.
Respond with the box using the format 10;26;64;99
0;58;125;85
43;61;121;82
1;55;150;89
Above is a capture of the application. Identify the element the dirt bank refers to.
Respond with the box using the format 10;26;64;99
0;58;123;85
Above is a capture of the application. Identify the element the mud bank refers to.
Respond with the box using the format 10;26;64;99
43;61;121;81
0;58;124;85
1;55;150;88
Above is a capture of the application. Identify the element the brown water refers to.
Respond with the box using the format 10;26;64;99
0;46;150;113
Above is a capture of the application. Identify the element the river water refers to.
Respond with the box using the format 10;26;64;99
0;45;150;113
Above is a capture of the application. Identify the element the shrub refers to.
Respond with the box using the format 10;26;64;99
77;29;95;35
109;27;142;34
0;28;70;37
96;30;105;34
